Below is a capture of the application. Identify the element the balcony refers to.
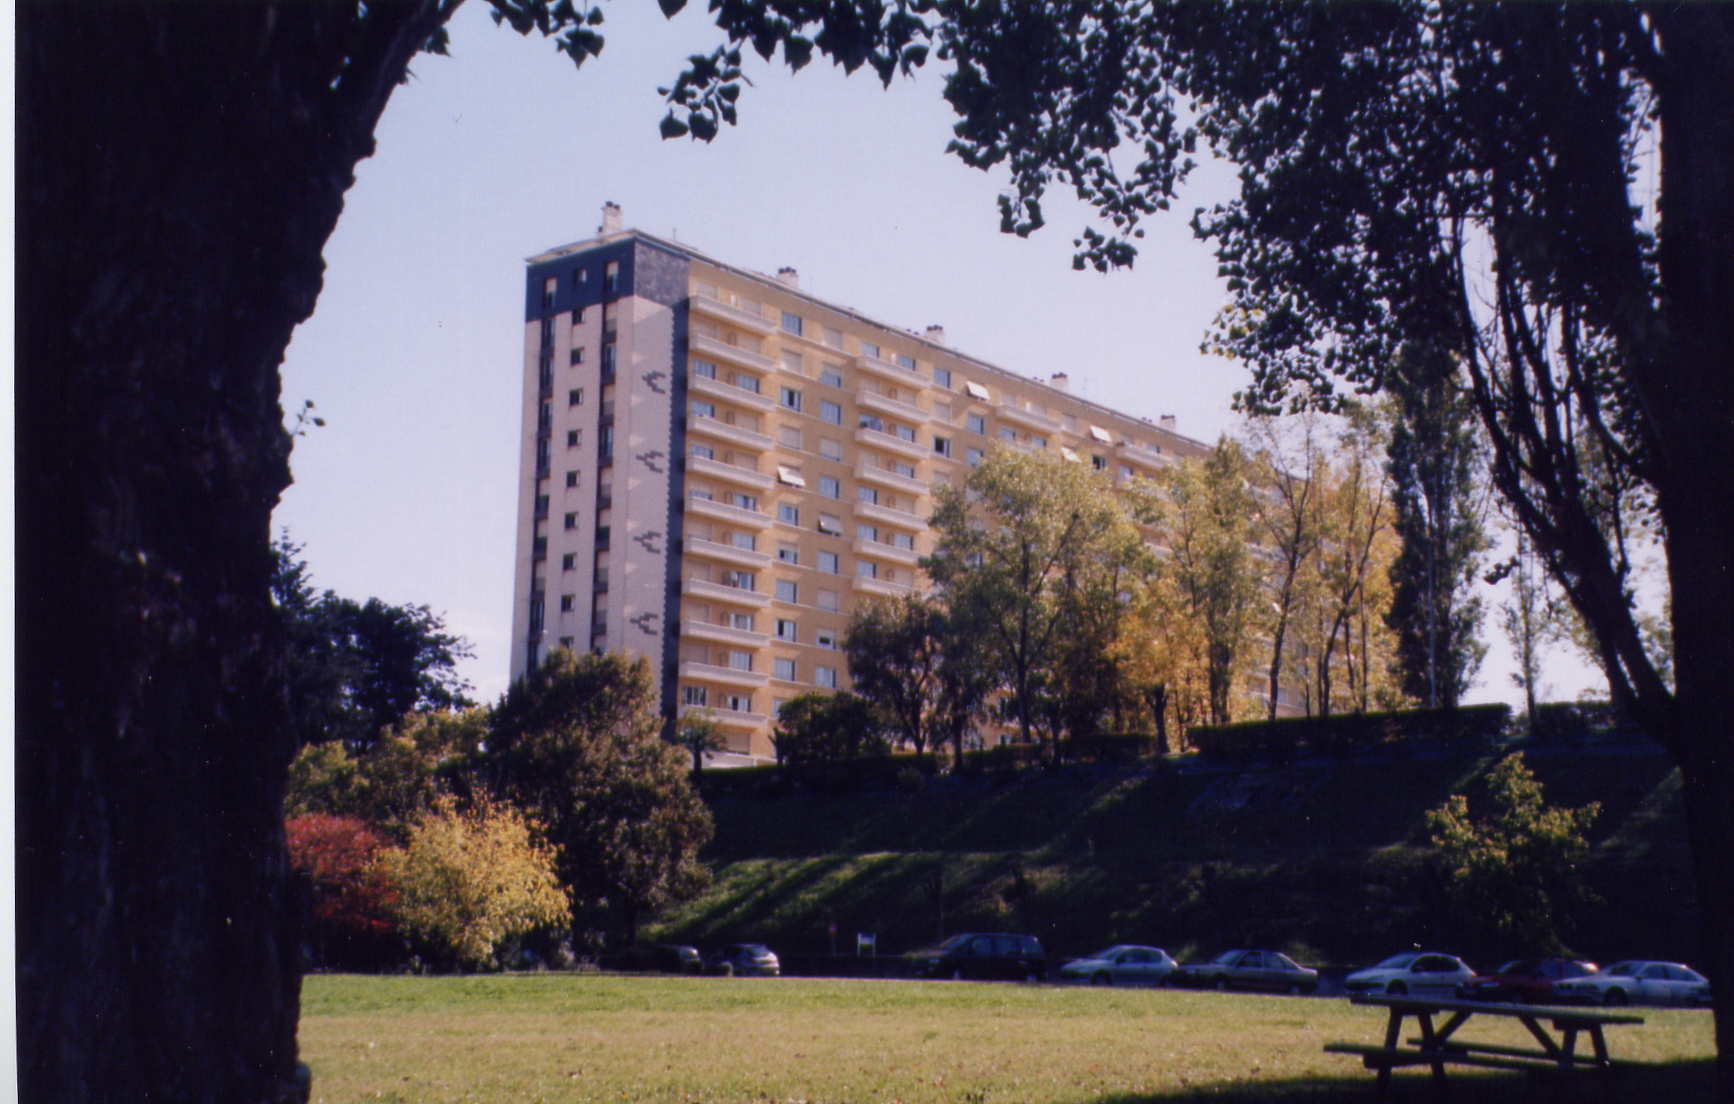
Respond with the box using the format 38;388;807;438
689;371;775;413
855;353;927;389
680;703;767;733
855;462;928;497
685;495;773;531
998;400;1059;433
1116;439;1173;471
854;575;915;599
856;387;929;426
683;577;771;608
853;499;926;530
691;332;774;373
853;537;922;567
685;537;772;570
679;660;770;690
687;454;773;491
689;293;777;335
679;619;769;649
688;414;774;452
854;425;928;462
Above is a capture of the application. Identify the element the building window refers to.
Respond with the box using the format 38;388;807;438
857;560;879;579
570;348;585;365
1092;454;1107;470
559;635;574;650
820;365;844;388
857;485;879;505
562;553;576;570
815;630;838;650
818;550;839;575
781;351;804;376
721;570;756;591
568;388;584;406
725;693;754;713
860;340;880;359
819;438;843;461
815;666;838;689
817;513;842;536
892;460;916;478
858;523;878;543
683;685;708;707
560;594;575;611
776;618;797;641
776;579;798;603
819;475;841;499
967;413;987;434
690;442;715;461
934;366;952;388
896;353;916;371
691;359;717;379
567;429;581;447
773;657;797;681
729;491;759;512
778;503;800;525
933;435;952;456
779;426;803;449
604;260;620;293
820;400;842;426
730;531;757;551
727;610;756;630
966;447;984;466
780;386;803;412
564;512;578;530
727;649;754;672
890;532;915;550
823;327;844;350
781;311;803;336
691;399;716;419
777;544;799;564
817;589;840;612
999;427;1017;442
732;371;761;394
566;470;579;488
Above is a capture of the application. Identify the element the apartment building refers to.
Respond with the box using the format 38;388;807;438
510;204;1213;761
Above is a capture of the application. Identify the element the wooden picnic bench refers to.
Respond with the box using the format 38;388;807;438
1325;994;1645;1099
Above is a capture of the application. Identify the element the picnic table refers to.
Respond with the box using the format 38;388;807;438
1325;994;1645;1099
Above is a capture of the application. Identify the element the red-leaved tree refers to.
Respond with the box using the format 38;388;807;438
285;815;398;968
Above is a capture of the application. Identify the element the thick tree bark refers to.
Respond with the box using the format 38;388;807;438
17;3;444;1100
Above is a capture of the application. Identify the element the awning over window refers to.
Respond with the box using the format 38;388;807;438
1060;447;1082;462
964;381;991;401
776;465;806;487
1089;424;1112;443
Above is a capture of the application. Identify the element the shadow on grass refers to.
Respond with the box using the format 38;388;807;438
1087;1057;1715;1103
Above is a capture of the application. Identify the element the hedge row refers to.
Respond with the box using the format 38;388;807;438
1187;704;1513;762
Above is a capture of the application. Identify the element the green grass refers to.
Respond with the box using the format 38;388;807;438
298;973;1715;1103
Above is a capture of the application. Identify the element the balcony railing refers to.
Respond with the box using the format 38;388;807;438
685;537;772;570
854;463;928;497
855;353;928;389
685;495;773;530
686;454;773;491
689;371;775;413
854;425;928;462
856;387;929;426
679;660;770;690
853;499;926;530
689;294;777;335
691;332;775;372
683;577;771;608
689;415;775;452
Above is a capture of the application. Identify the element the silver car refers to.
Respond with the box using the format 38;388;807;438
1175;949;1319;994
1553;960;1712;1006
1058;945;1177;986
1343;952;1475;998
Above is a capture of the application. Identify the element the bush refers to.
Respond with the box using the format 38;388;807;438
375;797;570;971
1059;732;1157;763
1188;705;1512;762
285;814;400;968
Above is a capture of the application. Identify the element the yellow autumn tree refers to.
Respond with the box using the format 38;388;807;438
376;796;570;971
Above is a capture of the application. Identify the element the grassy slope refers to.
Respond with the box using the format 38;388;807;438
298;973;1715;1103
650;745;1696;968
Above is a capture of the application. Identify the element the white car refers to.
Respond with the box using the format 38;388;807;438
1553;961;1712;1007
1058;945;1176;986
1342;952;1475;998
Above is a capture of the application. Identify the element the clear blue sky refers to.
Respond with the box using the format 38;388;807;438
273;1;1599;707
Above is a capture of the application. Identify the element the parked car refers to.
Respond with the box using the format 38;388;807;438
1342;952;1475;998
704;943;780;977
912;933;1046;981
1057;945;1177;986
1458;957;1598;1003
1553;961;1712;1007
1172;949;1319;994
602;944;703;974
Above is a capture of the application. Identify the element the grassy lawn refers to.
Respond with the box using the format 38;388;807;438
299;973;1714;1103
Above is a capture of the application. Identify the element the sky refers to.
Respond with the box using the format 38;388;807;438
273;1;1605;708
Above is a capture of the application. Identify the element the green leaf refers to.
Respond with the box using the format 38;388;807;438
658;113;690;139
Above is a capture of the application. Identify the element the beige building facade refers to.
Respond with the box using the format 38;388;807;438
511;206;1215;761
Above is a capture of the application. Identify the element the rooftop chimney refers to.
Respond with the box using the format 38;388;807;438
1049;372;1070;391
925;324;947;346
599;201;623;234
1158;414;1177;432
777;266;800;290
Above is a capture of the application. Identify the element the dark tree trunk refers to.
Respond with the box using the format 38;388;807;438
17;3;444;1100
